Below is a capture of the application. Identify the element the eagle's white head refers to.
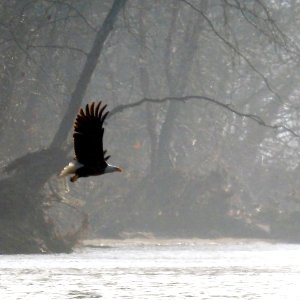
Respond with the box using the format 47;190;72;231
104;164;122;174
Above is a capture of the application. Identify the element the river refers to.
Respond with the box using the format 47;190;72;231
0;239;299;299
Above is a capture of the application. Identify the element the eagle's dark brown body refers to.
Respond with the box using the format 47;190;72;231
60;102;121;182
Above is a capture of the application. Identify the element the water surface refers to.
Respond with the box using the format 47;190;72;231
0;239;299;299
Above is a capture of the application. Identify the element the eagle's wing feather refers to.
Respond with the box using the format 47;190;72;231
73;101;109;167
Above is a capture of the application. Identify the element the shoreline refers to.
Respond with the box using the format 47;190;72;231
80;236;281;248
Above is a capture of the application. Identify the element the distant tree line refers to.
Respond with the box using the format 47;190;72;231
1;0;300;253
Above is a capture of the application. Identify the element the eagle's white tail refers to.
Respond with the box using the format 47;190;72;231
59;161;82;177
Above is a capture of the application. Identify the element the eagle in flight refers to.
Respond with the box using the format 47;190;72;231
60;101;122;182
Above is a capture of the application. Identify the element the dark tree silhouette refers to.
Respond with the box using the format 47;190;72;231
0;0;127;254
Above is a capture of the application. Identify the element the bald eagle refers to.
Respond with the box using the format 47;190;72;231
60;101;122;182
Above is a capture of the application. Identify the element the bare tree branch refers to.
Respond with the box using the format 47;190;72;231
27;44;88;56
108;95;299;137
180;0;282;102
225;0;300;56
6;26;50;75
46;0;97;32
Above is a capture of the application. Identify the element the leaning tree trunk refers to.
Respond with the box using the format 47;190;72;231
51;0;128;148
0;0;127;254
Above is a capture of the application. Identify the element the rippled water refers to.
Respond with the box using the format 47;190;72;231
1;239;300;299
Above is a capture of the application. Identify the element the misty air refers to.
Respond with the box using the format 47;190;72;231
1;0;300;299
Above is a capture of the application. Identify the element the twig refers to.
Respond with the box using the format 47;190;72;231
180;0;282;102
27;44;88;56
46;0;97;32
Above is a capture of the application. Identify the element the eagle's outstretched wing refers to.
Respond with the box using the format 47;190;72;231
73;102;110;168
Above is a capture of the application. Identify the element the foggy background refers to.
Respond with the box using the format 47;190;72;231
1;0;300;253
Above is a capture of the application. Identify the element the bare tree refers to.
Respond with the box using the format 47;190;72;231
0;0;127;254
